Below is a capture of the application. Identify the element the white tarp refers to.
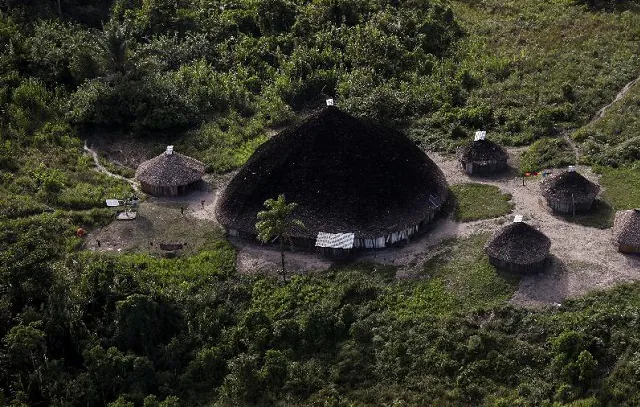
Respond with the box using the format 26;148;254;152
106;199;120;207
315;232;355;249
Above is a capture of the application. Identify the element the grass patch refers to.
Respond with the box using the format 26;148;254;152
572;81;640;167
444;0;640;146
519;138;575;173
383;234;520;318
599;166;640;209
450;183;514;222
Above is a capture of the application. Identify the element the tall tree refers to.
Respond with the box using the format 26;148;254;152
255;195;304;283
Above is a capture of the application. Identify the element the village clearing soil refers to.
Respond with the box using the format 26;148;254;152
83;144;640;307
223;149;640;307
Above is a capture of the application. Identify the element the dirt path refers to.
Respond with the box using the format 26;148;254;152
592;75;640;122
561;74;640;164
430;151;640;306
222;148;640;307
84;141;140;192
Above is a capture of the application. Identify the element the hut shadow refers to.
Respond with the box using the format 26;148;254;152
552;199;614;229
512;255;569;306
465;164;520;183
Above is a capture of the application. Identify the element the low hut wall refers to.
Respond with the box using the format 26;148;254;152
488;256;549;274
318;247;352;258
545;197;595;214
141;181;199;197
224;209;440;252
618;244;640;255
461;159;507;176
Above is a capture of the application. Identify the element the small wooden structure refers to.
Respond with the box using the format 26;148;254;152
613;209;640;254
540;167;600;214
458;131;508;175
484;218;551;274
136;146;205;197
316;232;354;257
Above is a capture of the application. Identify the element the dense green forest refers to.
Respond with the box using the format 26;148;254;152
2;0;640;405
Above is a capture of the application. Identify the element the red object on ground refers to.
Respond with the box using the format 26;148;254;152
533;172;538;176
76;228;86;237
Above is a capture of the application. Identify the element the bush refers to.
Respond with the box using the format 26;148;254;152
520;138;575;174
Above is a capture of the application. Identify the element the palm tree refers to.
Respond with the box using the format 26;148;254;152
256;195;304;283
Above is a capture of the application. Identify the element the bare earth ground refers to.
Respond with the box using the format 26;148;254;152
84;143;640;307
84;175;225;255
222;148;640;307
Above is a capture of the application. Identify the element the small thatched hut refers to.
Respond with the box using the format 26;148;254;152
217;106;449;250
136;146;205;197
458;132;508;175
485;220;551;273
613;209;640;254
540;167;600;214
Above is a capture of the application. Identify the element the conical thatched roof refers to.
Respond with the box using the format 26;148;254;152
540;170;599;202
217;106;448;237
136;150;205;187
613;209;640;248
459;139;508;163
485;222;551;265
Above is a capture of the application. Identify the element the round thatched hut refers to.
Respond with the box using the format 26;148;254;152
136;146;205;197
613;209;640;254
216;106;449;250
485;221;551;273
458;132;508;175
540;167;600;214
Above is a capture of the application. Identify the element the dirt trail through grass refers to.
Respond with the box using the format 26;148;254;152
592;75;640;123
84;141;140;192
561;73;640;164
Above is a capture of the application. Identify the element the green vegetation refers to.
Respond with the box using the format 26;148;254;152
8;224;640;405
520;138;576;174
599;166;640;210
572;81;640;168
3;0;640;405
415;0;640;150
384;234;519;317
450;183;514;222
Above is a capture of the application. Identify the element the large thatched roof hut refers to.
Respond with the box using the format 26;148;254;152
458;132;508;175
613;209;640;254
540;168;600;214
485;220;551;273
136;146;205;197
217;106;449;250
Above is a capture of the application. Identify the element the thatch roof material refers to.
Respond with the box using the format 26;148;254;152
217;106;448;238
136;150;205;187
458;139;508;164
613;209;640;249
540;170;600;203
485;222;551;265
